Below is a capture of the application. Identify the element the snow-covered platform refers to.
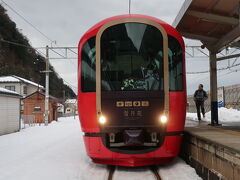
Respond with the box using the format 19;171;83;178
181;125;240;180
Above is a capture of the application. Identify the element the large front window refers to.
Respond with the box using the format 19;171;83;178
101;23;163;91
81;23;183;92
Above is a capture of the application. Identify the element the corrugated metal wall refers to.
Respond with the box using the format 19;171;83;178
0;96;20;135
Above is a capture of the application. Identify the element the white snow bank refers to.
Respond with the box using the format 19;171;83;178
114;166;155;180
0;116;201;180
159;158;201;180
0;76;19;82
0;87;20;95
0;75;43;88
0;117;108;180
113;157;201;180
187;107;240;123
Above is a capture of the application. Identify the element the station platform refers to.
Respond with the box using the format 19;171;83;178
181;122;240;180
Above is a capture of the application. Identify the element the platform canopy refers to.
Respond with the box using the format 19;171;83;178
173;0;240;53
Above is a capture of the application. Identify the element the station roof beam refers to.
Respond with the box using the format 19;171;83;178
173;0;240;53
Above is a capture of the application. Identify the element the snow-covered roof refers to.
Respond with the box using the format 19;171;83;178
65;99;77;104
0;87;21;97
0;75;44;89
23;91;58;101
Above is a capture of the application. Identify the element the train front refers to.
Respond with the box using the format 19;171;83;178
78;15;186;167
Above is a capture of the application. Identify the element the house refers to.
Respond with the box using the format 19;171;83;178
0;87;22;135
23;91;58;124
64;99;77;114
0;75;44;112
0;75;44;97
57;103;64;114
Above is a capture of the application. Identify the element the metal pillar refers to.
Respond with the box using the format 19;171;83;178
128;0;131;14
209;51;219;125
44;45;49;126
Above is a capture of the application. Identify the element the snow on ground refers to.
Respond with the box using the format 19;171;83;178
0;116;201;180
113;166;155;180
187;107;240;123
0;117;108;180
159;158;201;180
114;158;201;180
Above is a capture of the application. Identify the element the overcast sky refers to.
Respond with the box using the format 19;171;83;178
1;0;240;95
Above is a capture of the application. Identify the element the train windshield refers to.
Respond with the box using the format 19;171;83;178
81;24;183;93
101;23;164;91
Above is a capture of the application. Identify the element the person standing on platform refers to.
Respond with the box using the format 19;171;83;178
194;84;208;121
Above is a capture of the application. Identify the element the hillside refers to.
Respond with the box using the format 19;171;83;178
0;5;76;99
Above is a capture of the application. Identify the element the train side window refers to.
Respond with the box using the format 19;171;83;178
168;36;183;91
81;36;96;92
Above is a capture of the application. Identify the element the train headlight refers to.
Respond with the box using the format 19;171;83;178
160;115;168;124
99;115;107;125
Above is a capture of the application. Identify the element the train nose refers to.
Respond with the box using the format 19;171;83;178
123;129;144;146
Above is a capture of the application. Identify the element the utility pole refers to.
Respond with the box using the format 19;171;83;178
63;90;65;101
44;45;49;126
128;0;131;14
37;46;78;125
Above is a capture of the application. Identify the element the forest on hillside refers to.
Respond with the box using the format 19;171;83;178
0;5;76;99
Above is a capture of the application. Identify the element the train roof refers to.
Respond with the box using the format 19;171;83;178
79;14;184;46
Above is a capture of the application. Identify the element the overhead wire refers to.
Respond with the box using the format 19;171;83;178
187;61;240;74
1;0;54;43
0;38;46;57
187;49;240;74
3;0;240;88
0;38;77;90
1;0;77;89
1;0;74;58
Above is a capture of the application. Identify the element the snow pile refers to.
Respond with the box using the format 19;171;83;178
0;116;201;180
0;76;19;82
13;75;44;88
113;158;201;180
187;107;240;123
159;158;201;180
114;166;155;180
0;87;20;95
0;117;108;180
65;99;77;104
0;75;43;88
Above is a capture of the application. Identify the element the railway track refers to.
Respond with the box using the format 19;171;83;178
107;165;116;180
107;165;162;180
150;166;162;180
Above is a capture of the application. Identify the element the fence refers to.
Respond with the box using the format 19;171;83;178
22;115;36;128
187;84;240;113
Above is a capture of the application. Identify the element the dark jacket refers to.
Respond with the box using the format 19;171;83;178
194;89;208;101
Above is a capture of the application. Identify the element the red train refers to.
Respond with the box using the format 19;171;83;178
78;14;186;167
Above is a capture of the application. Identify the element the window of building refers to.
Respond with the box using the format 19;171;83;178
23;86;28;94
21;104;24;112
33;106;41;112
5;85;16;91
